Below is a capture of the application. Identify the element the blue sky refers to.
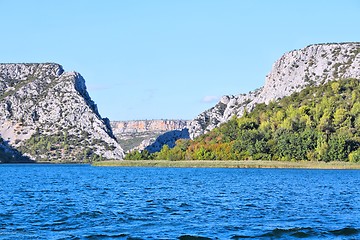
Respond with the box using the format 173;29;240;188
0;0;359;120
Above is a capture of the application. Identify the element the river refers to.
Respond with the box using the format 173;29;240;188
0;164;359;239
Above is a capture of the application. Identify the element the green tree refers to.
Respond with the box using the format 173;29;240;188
331;82;341;94
165;78;360;163
156;145;171;160
334;108;347;126
124;150;143;160
349;149;360;162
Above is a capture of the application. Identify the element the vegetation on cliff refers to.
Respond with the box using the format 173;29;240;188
188;43;360;139
125;78;360;162
17;130;108;162
0;137;34;163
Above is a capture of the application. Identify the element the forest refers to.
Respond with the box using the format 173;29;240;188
125;78;360;162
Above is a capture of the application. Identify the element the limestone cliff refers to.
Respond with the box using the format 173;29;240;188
0;63;124;162
188;42;360;138
111;120;189;152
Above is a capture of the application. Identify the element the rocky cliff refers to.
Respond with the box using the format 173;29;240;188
188;42;360;138
111;120;189;152
0;63;124;162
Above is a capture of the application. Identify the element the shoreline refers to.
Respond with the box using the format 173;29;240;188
91;160;360;169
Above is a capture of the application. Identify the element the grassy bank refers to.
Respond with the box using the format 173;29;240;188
92;160;360;169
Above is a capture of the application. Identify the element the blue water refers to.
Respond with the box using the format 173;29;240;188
1;165;360;239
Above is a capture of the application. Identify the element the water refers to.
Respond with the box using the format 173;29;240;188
1;165;360;239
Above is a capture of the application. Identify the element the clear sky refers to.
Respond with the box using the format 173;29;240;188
0;0;359;121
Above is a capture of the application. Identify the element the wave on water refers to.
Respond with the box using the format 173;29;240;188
231;227;360;239
75;210;104;218
329;227;360;236
82;233;130;239
178;235;213;240
259;227;318;238
84;235;214;240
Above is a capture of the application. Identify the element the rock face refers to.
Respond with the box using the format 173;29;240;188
112;120;189;134
0;63;124;162
111;120;190;152
188;42;360;138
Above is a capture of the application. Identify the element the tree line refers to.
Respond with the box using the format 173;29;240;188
125;78;360;162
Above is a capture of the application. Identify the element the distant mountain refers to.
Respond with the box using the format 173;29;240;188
0;63;124;162
188;42;360;139
111;120;189;152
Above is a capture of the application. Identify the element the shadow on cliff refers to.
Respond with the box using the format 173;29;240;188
0;139;34;163
145;128;190;153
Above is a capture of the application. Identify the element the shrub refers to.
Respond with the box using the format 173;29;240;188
349;149;360;162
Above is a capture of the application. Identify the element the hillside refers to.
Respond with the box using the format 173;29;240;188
0;63;124;162
129;78;360;162
188;42;360;139
111;120;189;152
0;136;34;163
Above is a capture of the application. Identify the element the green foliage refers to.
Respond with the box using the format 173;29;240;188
19;130;102;162
125;78;360;162
349;149;360;162
124;150;152;160
165;142;188;161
